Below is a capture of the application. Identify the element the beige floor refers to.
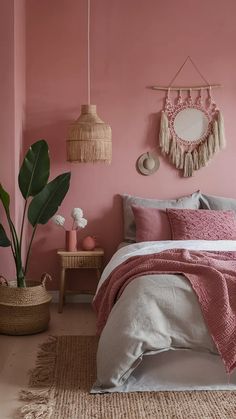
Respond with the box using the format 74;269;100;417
0;303;96;419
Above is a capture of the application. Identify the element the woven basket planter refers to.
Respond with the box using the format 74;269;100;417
0;278;52;335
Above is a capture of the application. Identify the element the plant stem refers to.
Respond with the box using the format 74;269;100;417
9;218;21;256
17;267;26;288
7;215;25;285
9;219;25;287
10;243;16;262
7;216;17;258
19;199;27;250
24;225;37;275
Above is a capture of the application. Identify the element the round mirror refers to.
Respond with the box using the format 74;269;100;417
173;108;209;141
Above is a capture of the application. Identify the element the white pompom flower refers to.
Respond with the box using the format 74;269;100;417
52;214;66;228
71;208;83;220
53;209;87;231
75;217;88;229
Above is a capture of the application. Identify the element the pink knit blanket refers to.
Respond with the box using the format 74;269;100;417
93;249;236;373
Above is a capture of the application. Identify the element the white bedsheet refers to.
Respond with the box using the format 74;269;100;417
92;241;236;393
91;350;236;393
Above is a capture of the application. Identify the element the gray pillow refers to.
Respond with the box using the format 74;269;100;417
122;191;202;242
200;193;236;211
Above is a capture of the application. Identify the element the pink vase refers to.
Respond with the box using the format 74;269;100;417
65;230;77;252
82;236;96;251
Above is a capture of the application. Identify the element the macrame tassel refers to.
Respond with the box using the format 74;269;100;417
207;134;215;159
169;138;177;165
198;142;209;168
159;111;170;154
217;111;226;149
175;144;184;169
213;120;220;153
192;148;199;170
184;152;194;177
204;142;209;163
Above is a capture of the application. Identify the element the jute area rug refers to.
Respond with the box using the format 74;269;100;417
19;336;236;419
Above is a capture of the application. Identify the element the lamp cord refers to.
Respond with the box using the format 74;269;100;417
88;0;91;104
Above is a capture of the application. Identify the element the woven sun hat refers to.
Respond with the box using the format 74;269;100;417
137;152;160;175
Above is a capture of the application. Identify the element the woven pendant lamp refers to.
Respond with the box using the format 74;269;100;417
66;0;112;163
67;105;112;163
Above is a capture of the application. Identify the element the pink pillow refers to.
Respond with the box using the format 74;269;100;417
132;205;171;242
166;208;236;240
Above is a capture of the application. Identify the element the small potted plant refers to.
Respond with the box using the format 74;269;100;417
0;139;71;335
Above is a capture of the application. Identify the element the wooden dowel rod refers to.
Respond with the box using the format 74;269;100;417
149;85;221;91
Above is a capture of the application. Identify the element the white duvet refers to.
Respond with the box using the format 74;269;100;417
92;240;236;392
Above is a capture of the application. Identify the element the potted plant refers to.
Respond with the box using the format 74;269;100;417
0;139;71;335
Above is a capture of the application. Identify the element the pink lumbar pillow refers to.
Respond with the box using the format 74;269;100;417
166;208;236;240
131;205;172;242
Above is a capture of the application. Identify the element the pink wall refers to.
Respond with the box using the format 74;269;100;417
19;0;236;288
14;0;26;234
0;0;25;279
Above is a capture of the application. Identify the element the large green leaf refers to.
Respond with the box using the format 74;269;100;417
18;139;50;199
0;224;11;247
0;184;10;214
28;172;71;227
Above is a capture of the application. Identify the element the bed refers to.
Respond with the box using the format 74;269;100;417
91;192;236;393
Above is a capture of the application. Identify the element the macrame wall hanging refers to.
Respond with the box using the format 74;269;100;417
152;56;226;177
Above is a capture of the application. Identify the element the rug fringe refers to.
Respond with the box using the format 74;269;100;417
18;336;57;419
19;390;54;419
28;336;57;387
